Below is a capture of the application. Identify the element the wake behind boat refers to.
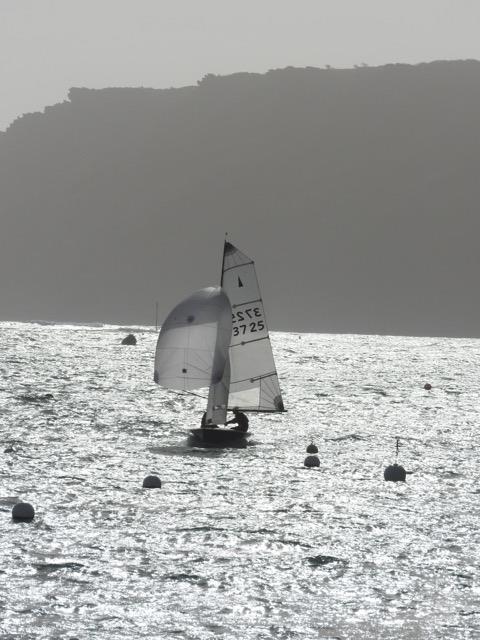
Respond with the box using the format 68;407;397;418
153;240;285;447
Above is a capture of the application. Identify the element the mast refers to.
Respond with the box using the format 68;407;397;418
220;232;228;287
209;232;231;422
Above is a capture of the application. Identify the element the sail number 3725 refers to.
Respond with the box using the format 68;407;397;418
232;307;265;336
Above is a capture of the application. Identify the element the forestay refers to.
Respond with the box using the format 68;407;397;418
221;242;285;412
154;287;232;396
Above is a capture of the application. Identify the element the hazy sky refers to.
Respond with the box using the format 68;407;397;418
1;0;479;130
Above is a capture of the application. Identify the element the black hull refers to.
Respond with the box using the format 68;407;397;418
188;428;249;448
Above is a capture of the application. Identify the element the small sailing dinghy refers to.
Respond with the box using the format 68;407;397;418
153;241;285;446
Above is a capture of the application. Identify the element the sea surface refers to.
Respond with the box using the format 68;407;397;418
0;322;479;640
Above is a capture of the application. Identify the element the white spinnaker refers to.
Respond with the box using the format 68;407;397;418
154;287;232;394
221;242;285;412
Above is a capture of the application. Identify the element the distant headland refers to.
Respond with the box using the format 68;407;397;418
1;60;480;337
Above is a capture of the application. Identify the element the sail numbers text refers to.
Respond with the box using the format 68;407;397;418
232;307;265;336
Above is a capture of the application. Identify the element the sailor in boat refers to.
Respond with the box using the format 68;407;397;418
225;408;249;432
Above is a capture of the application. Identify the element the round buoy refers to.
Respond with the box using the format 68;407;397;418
424;383;432;391
384;463;406;482
142;475;162;488
121;334;137;345
306;443;318;454
304;455;320;468
12;502;35;521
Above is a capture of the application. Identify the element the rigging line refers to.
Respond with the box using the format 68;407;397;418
187;347;218;373
168;389;208;401
175;374;214;381
228;408;288;414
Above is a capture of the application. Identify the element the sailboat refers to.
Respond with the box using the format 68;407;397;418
153;240;285;446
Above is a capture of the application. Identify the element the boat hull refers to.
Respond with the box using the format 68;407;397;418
188;427;249;448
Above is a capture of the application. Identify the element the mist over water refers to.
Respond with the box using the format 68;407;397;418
0;322;479;639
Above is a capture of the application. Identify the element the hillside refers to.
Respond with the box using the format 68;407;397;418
1;60;480;336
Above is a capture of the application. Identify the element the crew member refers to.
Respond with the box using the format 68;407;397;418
226;408;249;432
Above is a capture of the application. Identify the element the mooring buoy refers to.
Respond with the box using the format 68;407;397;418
12;502;35;521
424;383;432;391
122;334;137;345
304;455;320;468
384;437;408;482
306;443;318;454
384;463;407;482
142;475;162;488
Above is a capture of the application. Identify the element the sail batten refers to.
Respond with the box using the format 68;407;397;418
231;299;262;307
231;372;278;384
230;336;269;348
223;261;254;274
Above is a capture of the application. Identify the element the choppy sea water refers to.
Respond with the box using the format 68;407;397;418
0;322;479;640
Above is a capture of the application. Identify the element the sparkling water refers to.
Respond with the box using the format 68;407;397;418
0;322;479;639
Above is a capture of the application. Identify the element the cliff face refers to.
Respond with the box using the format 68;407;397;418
1;61;480;336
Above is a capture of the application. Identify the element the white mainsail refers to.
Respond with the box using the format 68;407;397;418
154;288;232;410
221;241;285;413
